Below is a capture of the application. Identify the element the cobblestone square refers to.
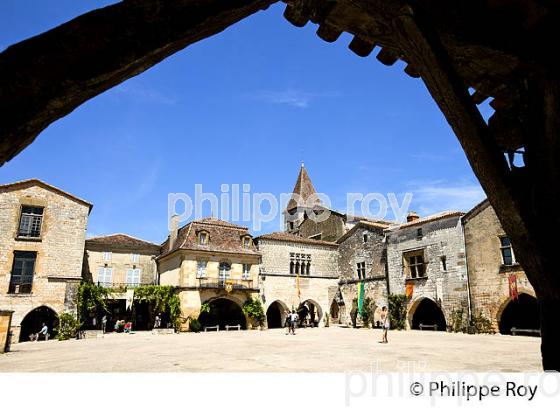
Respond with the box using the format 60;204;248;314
0;327;541;372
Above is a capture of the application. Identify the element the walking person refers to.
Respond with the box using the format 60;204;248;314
379;306;389;344
101;315;107;334
289;310;299;335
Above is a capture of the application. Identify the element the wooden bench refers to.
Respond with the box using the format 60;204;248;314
152;328;175;335
225;324;241;331
419;324;438;331
511;327;540;337
204;325;219;332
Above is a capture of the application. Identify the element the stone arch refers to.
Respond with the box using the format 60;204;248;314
198;296;247;330
266;300;289;329
298;299;323;327
408;297;446;331
495;288;536;325
329;299;340;323
19;305;58;342
497;292;540;336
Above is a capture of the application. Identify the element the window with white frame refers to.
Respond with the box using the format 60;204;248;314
97;266;113;286
242;236;252;249
197;261;207;278
102;251;111;262
18;206;44;238
126;268;141;286
500;236;515;266
131;253;139;263
218;262;231;284
242;264;251;280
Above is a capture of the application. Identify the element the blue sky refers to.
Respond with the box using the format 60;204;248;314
0;0;486;243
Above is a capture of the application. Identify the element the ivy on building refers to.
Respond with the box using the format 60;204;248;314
133;285;182;330
242;298;265;326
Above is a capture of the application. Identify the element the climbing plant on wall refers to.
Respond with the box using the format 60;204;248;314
242;298;265;326
133;285;181;329
76;281;111;324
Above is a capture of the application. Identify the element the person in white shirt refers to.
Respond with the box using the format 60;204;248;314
289;311;299;335
37;323;49;341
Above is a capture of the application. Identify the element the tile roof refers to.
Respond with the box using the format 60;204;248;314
86;234;160;252
385;210;465;232
161;218;260;258
255;231;338;247
286;164;323;211
0;178;93;211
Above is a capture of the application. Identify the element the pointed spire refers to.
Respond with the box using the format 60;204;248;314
286;163;322;211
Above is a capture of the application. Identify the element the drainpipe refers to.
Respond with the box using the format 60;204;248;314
460;217;473;323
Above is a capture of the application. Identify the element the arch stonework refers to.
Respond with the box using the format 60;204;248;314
3;0;560;369
494;289;538;332
407;296;446;330
265;299;289;329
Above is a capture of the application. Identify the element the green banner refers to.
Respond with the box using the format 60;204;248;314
357;281;365;316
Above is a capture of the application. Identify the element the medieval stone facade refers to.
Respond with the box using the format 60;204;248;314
0;179;91;342
255;232;339;328
386;211;469;331
336;220;390;326
463;200;537;334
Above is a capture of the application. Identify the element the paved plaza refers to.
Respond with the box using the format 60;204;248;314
0;327;541;372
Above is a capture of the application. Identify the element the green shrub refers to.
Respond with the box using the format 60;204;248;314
56;313;81;341
189;318;202;333
388;294;407;330
242;298;265;326
451;308;465;333
360;297;374;326
471;311;494;334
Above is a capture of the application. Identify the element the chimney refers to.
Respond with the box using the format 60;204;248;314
169;214;179;252
406;211;420;223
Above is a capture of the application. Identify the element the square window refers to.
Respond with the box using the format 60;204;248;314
18;206;43;238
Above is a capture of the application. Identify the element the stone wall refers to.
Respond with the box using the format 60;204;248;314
85;249;158;285
298;212;346;242
0;182;90;341
463;202;535;331
337;224;388;325
257;238;339;327
386;215;469;329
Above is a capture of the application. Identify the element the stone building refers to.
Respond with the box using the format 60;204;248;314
336;219;391;326
84;234;160;287
0;179;92;342
82;234;160;330
386;211;469;331
255;232;339;328
158;218;261;330
462;199;538;334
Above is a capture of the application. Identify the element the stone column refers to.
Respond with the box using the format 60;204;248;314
0;310;14;352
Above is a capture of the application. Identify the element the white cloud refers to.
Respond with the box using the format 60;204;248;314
114;84;177;105
246;89;337;109
407;179;486;216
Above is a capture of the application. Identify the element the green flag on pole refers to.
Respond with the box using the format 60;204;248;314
357;281;365;317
